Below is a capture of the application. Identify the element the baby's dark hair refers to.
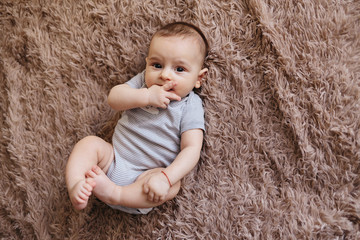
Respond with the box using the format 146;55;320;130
153;22;209;61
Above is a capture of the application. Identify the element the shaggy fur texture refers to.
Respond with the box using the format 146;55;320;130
1;0;360;239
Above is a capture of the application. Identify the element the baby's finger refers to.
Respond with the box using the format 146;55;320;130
158;103;167;109
164;98;170;106
158;99;169;109
162;82;175;91
159;195;166;202
143;183;149;194
153;195;160;203
166;92;181;101
147;192;154;202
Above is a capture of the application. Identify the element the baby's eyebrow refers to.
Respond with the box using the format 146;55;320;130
148;57;159;61
175;60;187;65
174;60;191;68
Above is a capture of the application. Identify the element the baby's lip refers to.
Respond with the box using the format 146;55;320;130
166;82;176;89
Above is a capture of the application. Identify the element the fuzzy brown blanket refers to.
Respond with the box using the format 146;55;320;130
1;0;360;239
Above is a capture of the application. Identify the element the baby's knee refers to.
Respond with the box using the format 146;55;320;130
81;135;101;144
75;136;104;150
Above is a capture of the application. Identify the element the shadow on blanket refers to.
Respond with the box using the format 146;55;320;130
1;0;359;239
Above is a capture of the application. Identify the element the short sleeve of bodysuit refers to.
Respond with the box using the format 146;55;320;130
180;93;205;134
125;72;144;88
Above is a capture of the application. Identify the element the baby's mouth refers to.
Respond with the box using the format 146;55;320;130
167;85;175;92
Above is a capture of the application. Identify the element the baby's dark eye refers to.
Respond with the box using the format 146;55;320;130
153;63;162;69
176;67;185;72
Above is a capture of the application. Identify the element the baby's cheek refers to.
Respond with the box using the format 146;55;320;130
144;78;153;88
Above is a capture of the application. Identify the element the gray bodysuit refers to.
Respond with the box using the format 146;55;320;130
106;71;205;214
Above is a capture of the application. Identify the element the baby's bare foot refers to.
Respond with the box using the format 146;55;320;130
69;178;95;210
86;165;118;205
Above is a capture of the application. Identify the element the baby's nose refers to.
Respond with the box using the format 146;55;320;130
160;68;172;80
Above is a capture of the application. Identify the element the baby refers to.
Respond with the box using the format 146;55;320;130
65;22;209;214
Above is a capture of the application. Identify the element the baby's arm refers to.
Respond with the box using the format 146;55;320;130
108;82;181;111
143;129;203;202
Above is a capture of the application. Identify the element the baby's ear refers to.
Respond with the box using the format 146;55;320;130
195;68;208;88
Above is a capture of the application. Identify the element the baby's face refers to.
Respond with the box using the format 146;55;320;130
145;36;207;98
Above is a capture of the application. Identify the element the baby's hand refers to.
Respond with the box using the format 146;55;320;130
143;172;171;203
147;82;181;109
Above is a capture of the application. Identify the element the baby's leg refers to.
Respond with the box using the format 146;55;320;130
66;136;114;210
86;166;180;209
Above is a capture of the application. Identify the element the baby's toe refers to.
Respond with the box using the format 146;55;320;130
91;165;102;175
85;169;96;178
86;177;96;187
81;186;91;196
75;195;86;204
78;190;89;200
